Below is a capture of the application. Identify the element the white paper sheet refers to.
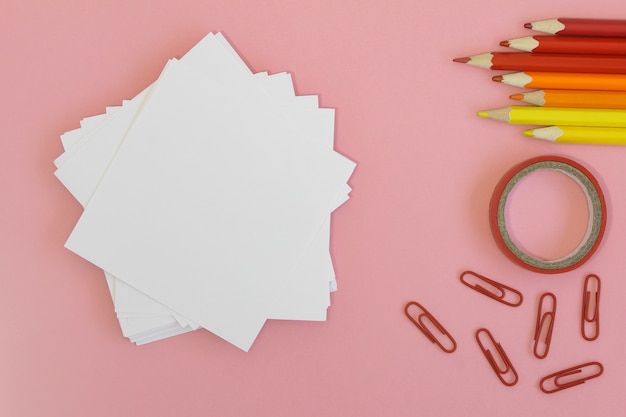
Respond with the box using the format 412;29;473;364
56;32;355;350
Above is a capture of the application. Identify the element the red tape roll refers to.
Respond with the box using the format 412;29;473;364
489;155;606;274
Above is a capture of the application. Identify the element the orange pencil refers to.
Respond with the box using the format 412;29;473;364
510;89;626;109
493;71;626;91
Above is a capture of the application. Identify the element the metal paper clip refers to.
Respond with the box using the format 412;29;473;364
533;293;557;359
475;328;518;386
404;301;457;353
540;362;603;394
582;274;601;341
460;271;523;307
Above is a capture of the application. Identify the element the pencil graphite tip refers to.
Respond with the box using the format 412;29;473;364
509;93;523;101
499;40;510;47
477;111;489;118
492;75;504;82
524;22;532;29
523;129;534;137
453;57;470;64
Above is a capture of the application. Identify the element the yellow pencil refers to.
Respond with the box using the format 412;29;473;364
524;126;626;145
478;106;626;127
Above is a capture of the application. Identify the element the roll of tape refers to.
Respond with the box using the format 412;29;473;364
489;155;606;274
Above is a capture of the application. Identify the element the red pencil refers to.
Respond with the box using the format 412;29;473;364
525;18;626;37
501;35;626;55
453;52;626;74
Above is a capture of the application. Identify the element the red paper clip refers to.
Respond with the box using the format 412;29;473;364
533;293;557;359
540;362;603;394
582;274;601;341
460;271;523;307
404;301;457;353
475;328;518;386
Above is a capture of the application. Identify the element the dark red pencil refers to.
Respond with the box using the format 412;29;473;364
501;35;626;55
525;18;626;37
453;52;626;74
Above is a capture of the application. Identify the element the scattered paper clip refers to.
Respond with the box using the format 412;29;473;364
404;301;457;353
475;328;518;386
460;271;523;307
582;274;601;341
533;292;557;359
540;362;603;394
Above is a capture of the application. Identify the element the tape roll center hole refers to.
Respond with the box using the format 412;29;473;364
506;169;590;261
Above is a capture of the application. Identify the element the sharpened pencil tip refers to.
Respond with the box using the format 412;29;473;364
477;111;489;118
523;129;534;137
499;40;510;47
453;57;470;64
509;94;523;101
524;22;532;29
492;75;504;82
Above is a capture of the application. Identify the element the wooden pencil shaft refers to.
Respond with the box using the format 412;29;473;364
495;72;626;91
475;52;626;74
479;106;626;127
527;18;626;37
515;89;626;109
526;126;626;145
503;36;626;55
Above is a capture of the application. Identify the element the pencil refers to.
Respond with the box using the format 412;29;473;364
453;52;626;74
524;126;626;145
510;89;626;109
501;35;626;55
525;18;626;38
477;106;626;127
493;72;626;91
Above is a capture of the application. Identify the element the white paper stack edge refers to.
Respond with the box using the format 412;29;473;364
54;33;356;351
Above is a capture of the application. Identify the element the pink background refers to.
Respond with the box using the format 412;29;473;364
2;1;626;416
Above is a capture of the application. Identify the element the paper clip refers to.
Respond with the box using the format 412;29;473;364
460;271;523;307
533;292;557;359
404;301;457;353
582;274;601;341
540;362;603;394
475;328;518;386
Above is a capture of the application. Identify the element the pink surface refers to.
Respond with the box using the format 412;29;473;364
3;1;626;416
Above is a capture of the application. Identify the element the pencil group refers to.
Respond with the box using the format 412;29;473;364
454;18;626;145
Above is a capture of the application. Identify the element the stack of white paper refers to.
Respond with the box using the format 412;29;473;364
55;33;356;351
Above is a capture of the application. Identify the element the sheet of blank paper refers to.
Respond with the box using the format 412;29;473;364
54;33;356;351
